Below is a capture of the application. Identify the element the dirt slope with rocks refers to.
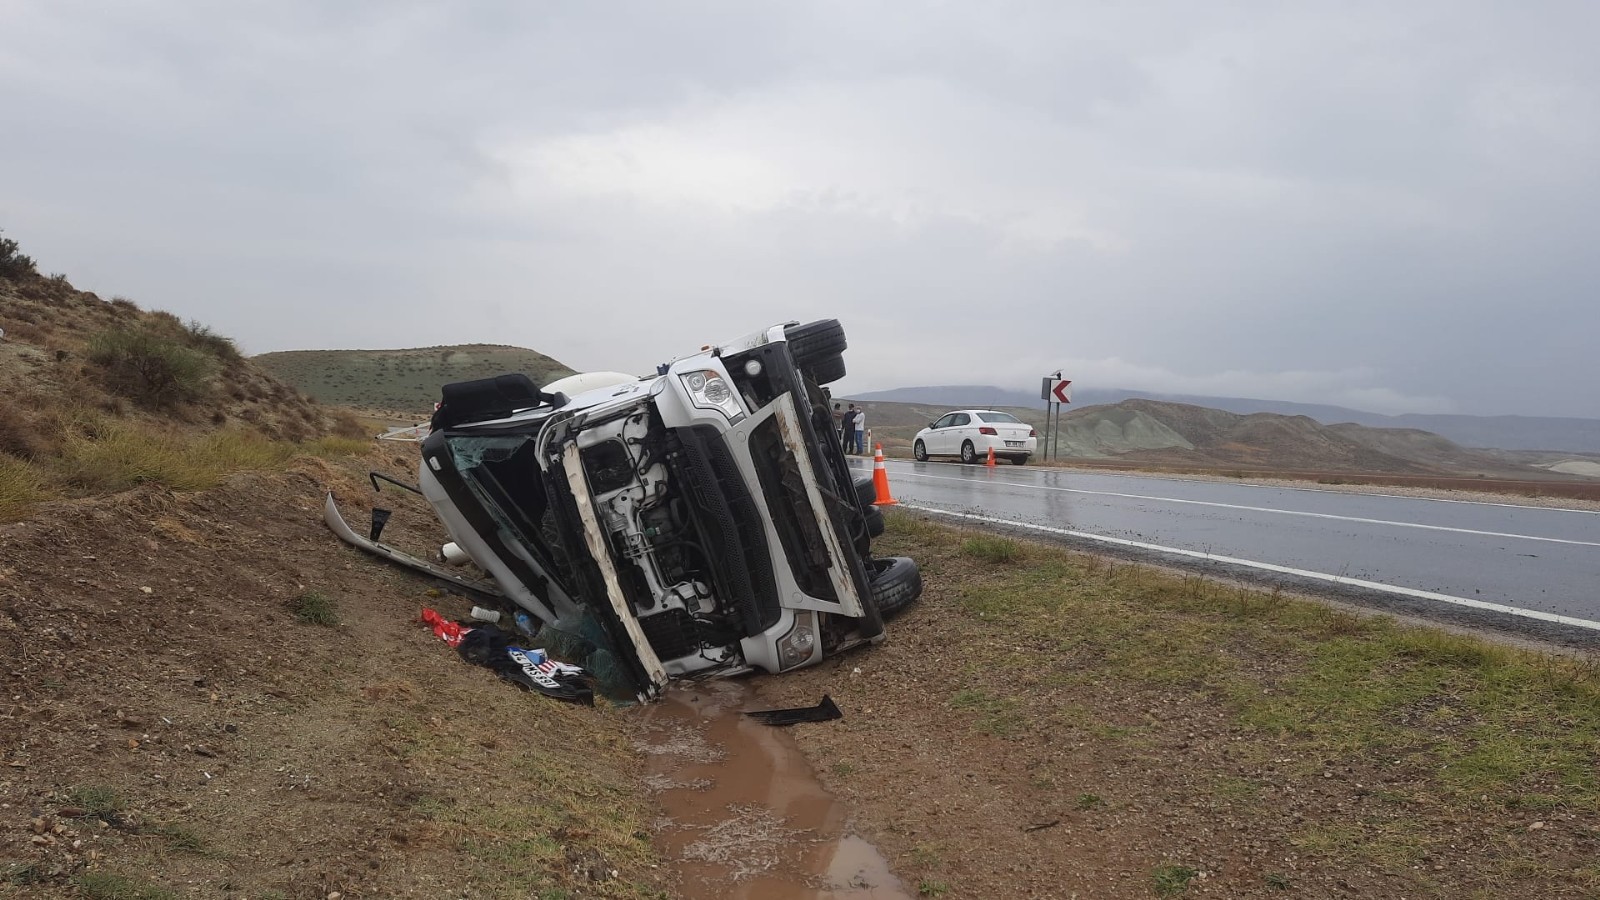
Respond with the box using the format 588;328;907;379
0;455;669;898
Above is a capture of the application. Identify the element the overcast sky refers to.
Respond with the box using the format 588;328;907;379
3;1;1597;417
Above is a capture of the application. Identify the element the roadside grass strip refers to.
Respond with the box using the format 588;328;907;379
879;510;1600;893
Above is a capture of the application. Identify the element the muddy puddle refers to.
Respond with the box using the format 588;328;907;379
636;681;912;899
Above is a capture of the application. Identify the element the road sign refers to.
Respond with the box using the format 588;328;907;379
1040;375;1072;460
1042;378;1072;404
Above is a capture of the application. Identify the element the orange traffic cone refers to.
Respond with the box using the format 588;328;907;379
985;445;997;468
871;444;899;506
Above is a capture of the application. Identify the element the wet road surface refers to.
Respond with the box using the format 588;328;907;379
851;458;1600;634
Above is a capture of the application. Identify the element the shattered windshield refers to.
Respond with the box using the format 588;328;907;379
446;434;568;578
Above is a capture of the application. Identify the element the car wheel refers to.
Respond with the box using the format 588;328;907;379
863;505;885;539
960;441;976;464
785;319;848;369
913;440;928;462
1010;455;1028;466
868;556;921;619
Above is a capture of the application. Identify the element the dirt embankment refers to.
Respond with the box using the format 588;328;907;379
0;455;669;898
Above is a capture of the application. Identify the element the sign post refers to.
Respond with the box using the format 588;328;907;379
1039;374;1072;460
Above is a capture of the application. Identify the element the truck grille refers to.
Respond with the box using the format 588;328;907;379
673;425;782;634
639;608;698;661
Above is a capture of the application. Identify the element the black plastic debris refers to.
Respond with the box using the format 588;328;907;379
744;695;842;726
368;507;392;541
456;623;595;706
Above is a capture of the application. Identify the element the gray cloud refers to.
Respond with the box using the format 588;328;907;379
3;0;1597;416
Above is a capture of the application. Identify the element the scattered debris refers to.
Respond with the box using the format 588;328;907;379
744;695;842;726
419;608;594;705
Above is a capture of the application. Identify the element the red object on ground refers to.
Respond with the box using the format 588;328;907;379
421;607;472;647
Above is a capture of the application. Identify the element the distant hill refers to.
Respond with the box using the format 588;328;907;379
254;345;575;413
834;395;1548;476
850;385;1600;453
1062;399;1521;474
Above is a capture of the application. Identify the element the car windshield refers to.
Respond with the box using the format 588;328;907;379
977;412;1021;424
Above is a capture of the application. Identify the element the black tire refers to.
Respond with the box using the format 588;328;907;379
868;556;921;620
853;474;877;508
960;441;976;464
1010;455;1028;466
807;353;846;385
913;439;927;462
863;505;885;539
785;319;848;368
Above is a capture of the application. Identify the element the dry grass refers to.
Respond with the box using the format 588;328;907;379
2;410;373;516
0;457;47;520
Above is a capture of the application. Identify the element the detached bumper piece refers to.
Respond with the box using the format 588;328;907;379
744;695;842;726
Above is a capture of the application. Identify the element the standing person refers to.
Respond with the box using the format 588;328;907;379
832;402;844;442
853;406;867;455
840;404;858;451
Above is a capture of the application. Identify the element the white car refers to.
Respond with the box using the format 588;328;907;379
913;409;1037;465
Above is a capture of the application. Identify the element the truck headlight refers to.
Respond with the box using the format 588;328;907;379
680;369;744;421
777;613;818;670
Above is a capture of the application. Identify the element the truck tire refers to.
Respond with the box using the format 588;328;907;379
853;474;877;508
786;319;847;368
806;353;846;385
868;556;921;620
864;504;885;539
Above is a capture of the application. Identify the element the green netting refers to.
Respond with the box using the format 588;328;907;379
537;610;641;705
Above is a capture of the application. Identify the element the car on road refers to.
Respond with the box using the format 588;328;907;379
913;409;1037;465
338;319;922;703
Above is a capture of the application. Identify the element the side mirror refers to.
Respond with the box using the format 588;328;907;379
928;422;937;429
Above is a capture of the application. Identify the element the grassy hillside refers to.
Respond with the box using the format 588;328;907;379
254;345;575;413
0;236;371;519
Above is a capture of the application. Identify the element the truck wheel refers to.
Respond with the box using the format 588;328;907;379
868;556;921;620
806;353;846;385
864;505;885;539
853;474;877;507
786;319;848;368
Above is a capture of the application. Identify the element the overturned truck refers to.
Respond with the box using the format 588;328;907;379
342;320;921;702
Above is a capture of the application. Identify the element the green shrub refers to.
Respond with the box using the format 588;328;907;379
0;229;36;279
292;591;339;626
67;784;124;817
87;327;216;407
1152;863;1199;897
180;319;242;363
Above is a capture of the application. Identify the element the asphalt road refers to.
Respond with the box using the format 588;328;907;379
848;457;1600;638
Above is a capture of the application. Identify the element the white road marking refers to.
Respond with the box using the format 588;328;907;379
904;505;1600;632
884;457;1600;515
885;469;1600;548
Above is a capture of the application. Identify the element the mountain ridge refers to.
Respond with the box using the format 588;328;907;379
849;384;1600;453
